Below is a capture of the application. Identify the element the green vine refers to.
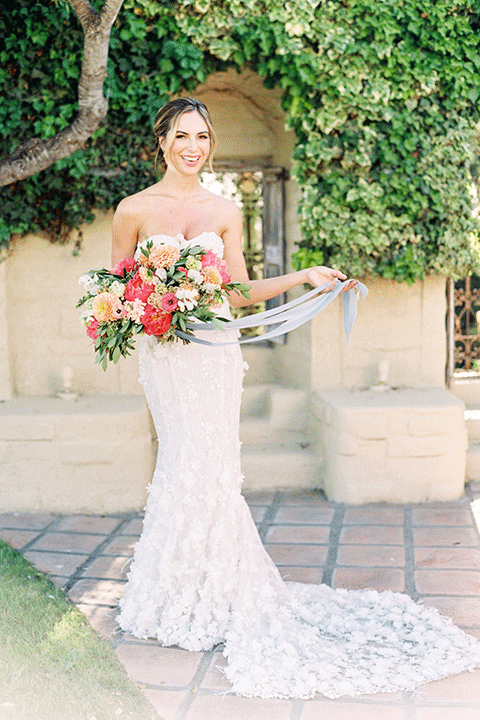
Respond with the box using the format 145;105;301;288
1;0;480;282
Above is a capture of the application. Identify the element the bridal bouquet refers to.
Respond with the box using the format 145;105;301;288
77;236;250;369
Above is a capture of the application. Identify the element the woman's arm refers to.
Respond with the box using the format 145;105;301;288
111;198;141;267
222;203;355;308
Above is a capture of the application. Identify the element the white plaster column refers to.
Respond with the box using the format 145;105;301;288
0;260;12;399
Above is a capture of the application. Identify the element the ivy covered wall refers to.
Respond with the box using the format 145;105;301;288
1;0;480;282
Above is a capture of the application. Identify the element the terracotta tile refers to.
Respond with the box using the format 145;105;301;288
200;652;232;691
280;489;330;506
265;525;330;544
274;506;335;525
80;555;132;580
416;709;480;720
0;529;41;549
186;694;292;720
54;515;122;534
302;701;405;719
279;566;324;583
461;627;480;640
337;545;405;567
142;689;186;720
120;517;144;535
0;512;57;530
343;506;405;525
414;547;480;569
23;550;89;576
68;578;125;605
413;668;480;702
340;526;404;545
243;490;275;504
115;644;202;687
333;567;405;592
419;596;480;627
266;543;328;566
413;526;479;547
48;576;69;588
411;506;473;527
29;531;105;554
76;603;120;640
415;569;480;595
101;535;138;555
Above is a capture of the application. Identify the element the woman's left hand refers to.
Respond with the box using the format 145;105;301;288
305;266;357;294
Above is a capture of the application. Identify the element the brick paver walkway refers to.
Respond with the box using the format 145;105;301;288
2;485;480;720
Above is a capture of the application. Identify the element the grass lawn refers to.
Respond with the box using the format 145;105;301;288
0;539;159;720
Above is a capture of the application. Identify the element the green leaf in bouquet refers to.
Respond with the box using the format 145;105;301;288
169;271;186;281
231;282;251;299
178;316;187;332
211;316;228;331
112;345;122;364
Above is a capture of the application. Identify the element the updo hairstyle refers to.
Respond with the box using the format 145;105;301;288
153;97;217;175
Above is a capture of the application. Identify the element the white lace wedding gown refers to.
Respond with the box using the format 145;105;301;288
117;232;480;699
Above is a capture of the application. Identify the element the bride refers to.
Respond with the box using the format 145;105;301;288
112;97;480;699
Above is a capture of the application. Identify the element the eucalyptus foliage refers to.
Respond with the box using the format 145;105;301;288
1;0;480;281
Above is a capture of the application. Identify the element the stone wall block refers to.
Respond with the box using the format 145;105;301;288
348;413;388;440
408;414;455;437
387;435;447;458
60;441;118;465
337;432;357;456
0;415;55;441
314;388;467;504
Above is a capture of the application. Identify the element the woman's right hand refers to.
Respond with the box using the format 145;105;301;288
305;267;357;294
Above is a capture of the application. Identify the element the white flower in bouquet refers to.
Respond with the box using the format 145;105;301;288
176;287;199;311
187;268;204;285
109;280;126;298
78;273;100;292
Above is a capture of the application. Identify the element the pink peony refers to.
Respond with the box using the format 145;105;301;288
161;292;179;312
86;318;99;340
141;305;172;337
200;251;231;284
112;257;137;276
124;271;155;303
92;292;126;322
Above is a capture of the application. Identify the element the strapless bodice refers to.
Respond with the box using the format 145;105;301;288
135;232;224;260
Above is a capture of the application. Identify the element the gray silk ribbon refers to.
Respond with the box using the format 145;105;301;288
174;279;368;347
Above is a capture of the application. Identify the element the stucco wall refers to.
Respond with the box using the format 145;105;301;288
6;212;140;397
310;274;447;390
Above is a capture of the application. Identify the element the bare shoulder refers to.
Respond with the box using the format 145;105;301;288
207;192;242;231
114;189;149;221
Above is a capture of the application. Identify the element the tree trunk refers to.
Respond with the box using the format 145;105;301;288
0;0;124;186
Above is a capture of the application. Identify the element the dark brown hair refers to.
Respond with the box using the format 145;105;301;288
153;97;217;175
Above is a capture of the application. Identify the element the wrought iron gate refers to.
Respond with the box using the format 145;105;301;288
447;275;480;383
202;164;288;342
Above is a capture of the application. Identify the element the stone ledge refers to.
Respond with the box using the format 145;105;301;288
312;387;467;504
0;395;153;513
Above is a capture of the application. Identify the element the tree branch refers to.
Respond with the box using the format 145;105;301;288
0;0;124;187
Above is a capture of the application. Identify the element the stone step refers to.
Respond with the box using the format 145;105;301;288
451;378;480;407
465;408;480;442
466;443;480;482
241;444;321;491
240;384;309;431
240;418;308;445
